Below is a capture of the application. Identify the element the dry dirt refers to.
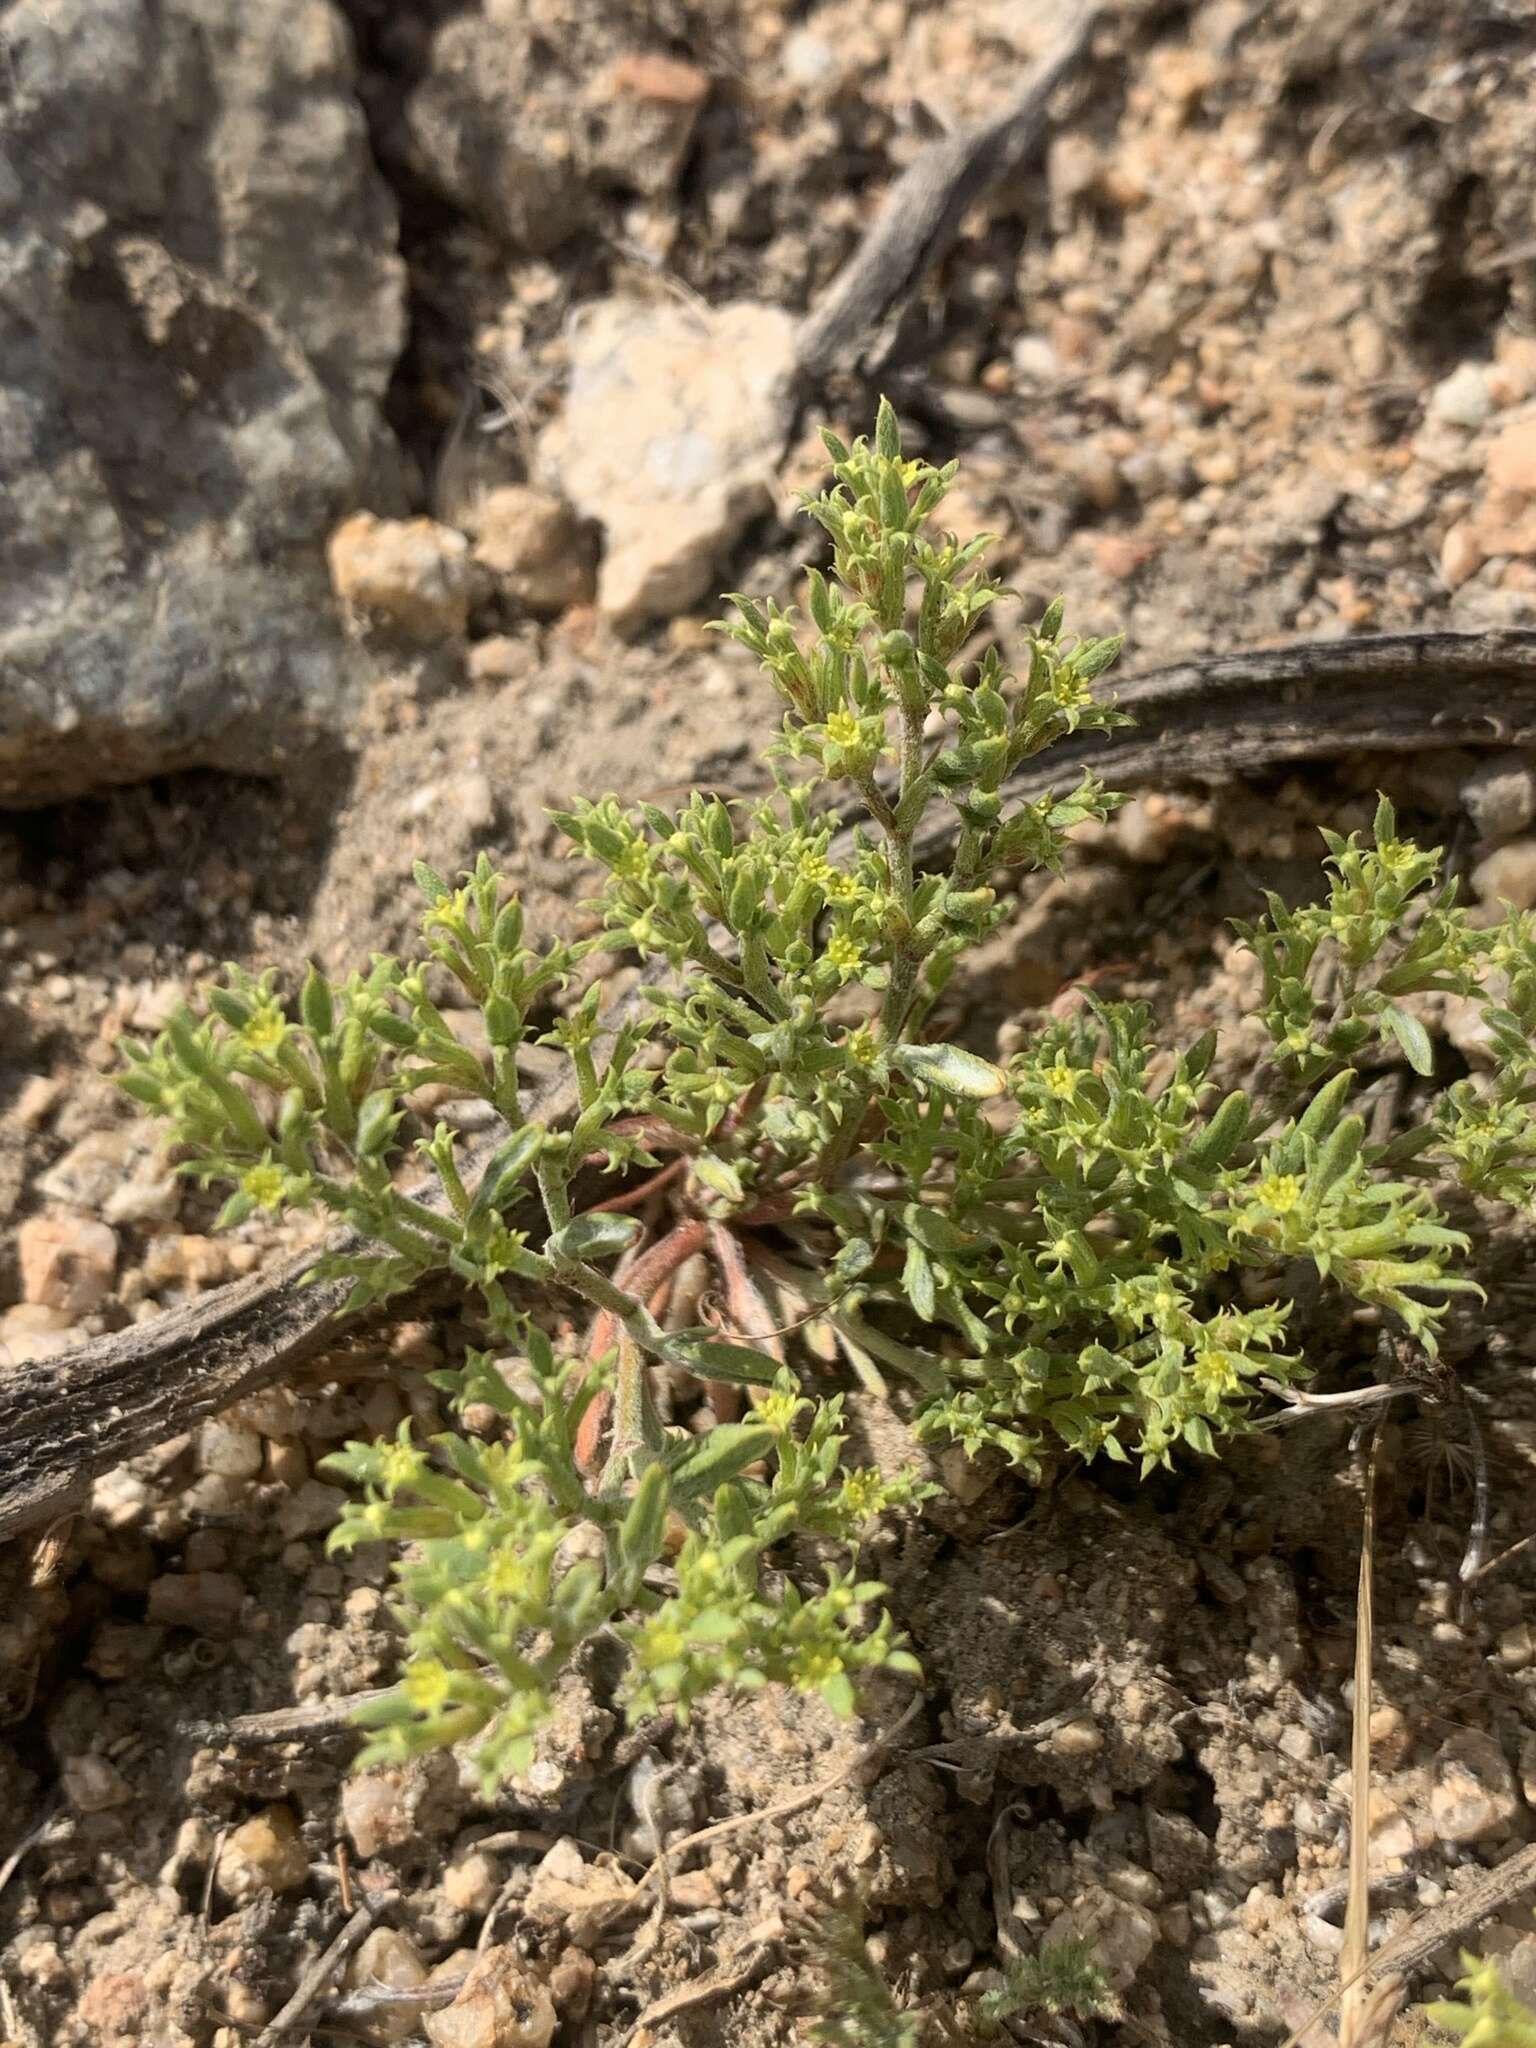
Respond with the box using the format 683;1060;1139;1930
4;1;1536;2044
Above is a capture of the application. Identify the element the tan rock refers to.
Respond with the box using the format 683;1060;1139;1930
524;1836;637;1948
1487;416;1536;496
591;54;709;198
144;1233;234;1292
538;298;795;630
466;634;525;685
18;1215;117;1318
425;1947;557;2048
61;1754;133;1813
467;487;594;616
13;1075;64;1130
328;512;472;640
196;1417;265;1480
1473;837;1536;911
442;1848;503;1915
1093;533;1156;579
218;1805;310;1900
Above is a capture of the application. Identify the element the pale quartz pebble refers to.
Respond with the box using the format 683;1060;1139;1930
346;1928;428;2045
425;1948;556;2048
1430;1729;1521;1845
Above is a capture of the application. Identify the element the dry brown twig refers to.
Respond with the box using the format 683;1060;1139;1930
1280;1422;1536;2048
252;1893;394;2048
1337;1428;1406;2048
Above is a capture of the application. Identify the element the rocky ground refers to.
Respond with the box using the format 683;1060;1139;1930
3;0;1536;2043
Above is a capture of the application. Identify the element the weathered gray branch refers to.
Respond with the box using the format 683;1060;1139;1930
794;9;1099;382
4;628;1536;1541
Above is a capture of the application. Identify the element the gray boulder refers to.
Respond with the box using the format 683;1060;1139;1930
0;0;406;806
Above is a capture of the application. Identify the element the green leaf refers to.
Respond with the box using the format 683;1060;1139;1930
668;1334;783;1387
891;1041;1006;1098
466;1126;543;1220
1075;633;1124;681
355;1089;401;1160
820;1670;857;1717
1310;1114;1364;1195
414;860;450;905
1381;1001;1434;1076
902;1239;936;1321
547;1211;642;1265
874;395;901;461
617;1463;670;1579
300;965;334;1039
667;1425;776;1503
693;1154;746;1204
1296;1069;1355;1138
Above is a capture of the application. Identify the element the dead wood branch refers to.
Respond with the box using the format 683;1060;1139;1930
794;10;1100;382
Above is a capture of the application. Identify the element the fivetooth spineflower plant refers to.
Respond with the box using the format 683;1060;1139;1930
123;403;1536;1782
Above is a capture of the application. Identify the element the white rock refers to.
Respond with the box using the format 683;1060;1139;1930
103;1173;182;1226
0;1302;85;1365
1430;1729;1521;1844
196;1418;265;1480
1429;363;1494;431
538;298;796;630
1463;755;1536;842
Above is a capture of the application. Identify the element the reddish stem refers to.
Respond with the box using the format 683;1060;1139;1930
583;1155;688;1215
572;1218;711;1476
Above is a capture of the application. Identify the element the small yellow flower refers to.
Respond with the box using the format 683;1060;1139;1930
839;1468;887;1519
243;1003;287;1054
240;1160;287;1212
825;930;864;977
790;1644;843;1688
378;1438;423;1490
403;1660;454;1713
1192;1351;1239;1398
843;1024;880;1068
1043;1059;1078;1098
1255;1172;1302;1215
643;1623;686;1666
824;710;862;748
